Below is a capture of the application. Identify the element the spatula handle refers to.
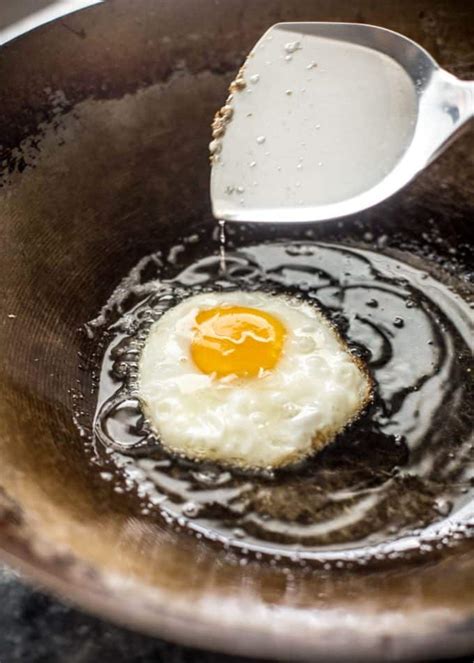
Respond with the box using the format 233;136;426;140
424;71;474;164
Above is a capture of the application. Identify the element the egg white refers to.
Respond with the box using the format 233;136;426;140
138;291;371;469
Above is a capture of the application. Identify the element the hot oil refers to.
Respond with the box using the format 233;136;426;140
218;219;227;274
86;228;473;565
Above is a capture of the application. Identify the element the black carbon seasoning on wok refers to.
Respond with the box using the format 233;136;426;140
81;229;473;565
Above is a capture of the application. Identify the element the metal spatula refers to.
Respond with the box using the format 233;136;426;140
210;22;473;223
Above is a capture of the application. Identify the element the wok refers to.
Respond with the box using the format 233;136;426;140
0;0;472;660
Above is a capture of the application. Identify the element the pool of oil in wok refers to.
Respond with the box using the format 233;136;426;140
86;231;473;564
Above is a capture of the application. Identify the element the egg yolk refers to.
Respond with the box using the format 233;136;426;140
191;305;286;378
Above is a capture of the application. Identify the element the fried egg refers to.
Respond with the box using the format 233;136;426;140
138;291;371;469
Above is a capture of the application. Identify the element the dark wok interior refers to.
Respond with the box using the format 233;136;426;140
0;0;472;660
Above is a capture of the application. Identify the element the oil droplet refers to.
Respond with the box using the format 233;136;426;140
284;41;301;54
233;527;245;539
256;136;266;144
249;74;260;84
218;219;226;274
393;317;405;328
183;502;200;518
285;90;293;95
435;499;452;517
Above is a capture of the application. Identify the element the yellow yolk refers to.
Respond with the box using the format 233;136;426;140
191;305;286;378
